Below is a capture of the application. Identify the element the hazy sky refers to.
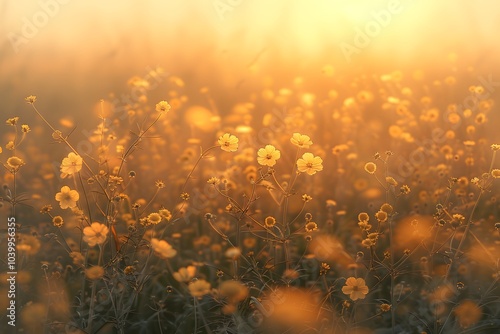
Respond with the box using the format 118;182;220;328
1;0;499;116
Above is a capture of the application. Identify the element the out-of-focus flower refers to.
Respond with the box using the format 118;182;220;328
6;156;25;170
21;124;30;133
297;153;323;175
386;177;398;186
358;221;372;231
151;238;177;259
218;133;239;152
173;266;196;282
380;303;391;312
305;221;318;232
40;205;52;214
380;203;394;214
302;194;312;202
207;177;221;185
326;199;337;207
83;222;109;247
463;140;475;146
491;169;500;178
159;209;172;221
155;100;171;113
124;266;135;275
358;212;369;222
342;277;369;301
25;95;37;104
400;185;411;194
55;186;79;209
86;266;105;280
147;212;162;225
320;262;331;275
257;145;280;166
225;247;241;260
375;210;388;223
188;279;211;298
6;117;19;126
454;300;482;329
52;130;63;141
60;152;83;175
219;280;249;305
17;234;41;255
475;113;487;124
290;133;313;148
52;216;64;227
70;251;85;266
332;144;349;155
452;214;465;226
264;216;276;228
364;162;377;174
243;237;256;249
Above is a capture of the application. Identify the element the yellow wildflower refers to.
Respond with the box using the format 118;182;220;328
342;277;369;301
218;133;239;152
257;145;281;167
155;100;171;113
290;133;313;148
83;222;109;247
173;266;196;283
55;186;79;209
151;238;177;259
188;279;211;298
60;152;83;175
296;152;323;175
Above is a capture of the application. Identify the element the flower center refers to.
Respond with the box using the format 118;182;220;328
266;154;272;159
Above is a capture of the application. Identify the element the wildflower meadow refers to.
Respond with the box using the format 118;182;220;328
2;66;500;333
1;2;500;334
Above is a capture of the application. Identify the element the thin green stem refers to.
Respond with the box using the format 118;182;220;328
86;245;103;332
444;190;483;282
181;146;217;193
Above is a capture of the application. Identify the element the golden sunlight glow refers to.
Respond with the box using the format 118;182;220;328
2;1;500;333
